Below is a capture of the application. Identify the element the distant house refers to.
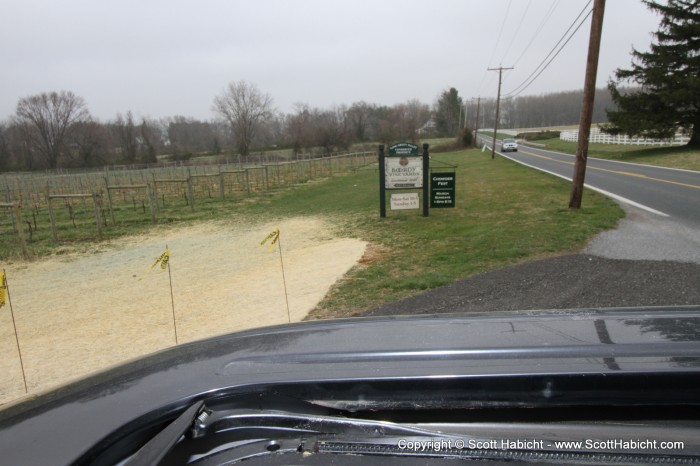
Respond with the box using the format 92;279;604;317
417;118;437;136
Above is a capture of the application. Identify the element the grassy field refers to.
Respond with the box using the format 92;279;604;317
236;149;624;317
1;148;624;316
532;138;700;171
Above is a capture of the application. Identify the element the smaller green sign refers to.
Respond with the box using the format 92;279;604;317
388;142;419;156
430;172;456;208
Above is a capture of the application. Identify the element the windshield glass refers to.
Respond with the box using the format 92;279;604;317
0;0;698;424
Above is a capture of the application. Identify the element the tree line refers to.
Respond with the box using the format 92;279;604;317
2;0;697;171
0;84;446;172
0;83;620;172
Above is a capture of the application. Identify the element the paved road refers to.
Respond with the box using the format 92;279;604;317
366;254;700;316
477;135;700;228
364;138;700;317
366;136;700;315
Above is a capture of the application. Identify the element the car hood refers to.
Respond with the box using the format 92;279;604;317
1;306;700;465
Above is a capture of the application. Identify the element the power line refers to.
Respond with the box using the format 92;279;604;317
478;0;518;96
507;0;593;97
512;0;562;67
505;8;592;98
506;0;591;96
500;0;533;65
487;0;513;68
504;1;593;98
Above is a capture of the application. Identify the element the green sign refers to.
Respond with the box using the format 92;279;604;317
388;142;419;156
430;172;455;208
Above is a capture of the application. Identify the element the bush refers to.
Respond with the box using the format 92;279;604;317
459;127;474;147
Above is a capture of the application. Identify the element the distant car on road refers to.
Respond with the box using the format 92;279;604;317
500;138;518;152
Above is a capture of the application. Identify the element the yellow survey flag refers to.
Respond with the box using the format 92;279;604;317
141;247;170;278
150;247;171;271
0;271;6;308
139;247;171;280
260;228;280;252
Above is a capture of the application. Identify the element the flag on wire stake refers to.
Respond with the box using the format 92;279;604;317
260;228;280;252
150;247;170;271
144;246;178;345
260;228;291;323
2;270;28;393
0;270;7;308
139;247;170;280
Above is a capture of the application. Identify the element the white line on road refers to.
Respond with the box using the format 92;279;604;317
489;146;671;217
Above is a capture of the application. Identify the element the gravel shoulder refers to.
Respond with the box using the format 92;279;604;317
365;254;700;317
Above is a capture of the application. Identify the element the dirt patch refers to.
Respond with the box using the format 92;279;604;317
0;217;366;405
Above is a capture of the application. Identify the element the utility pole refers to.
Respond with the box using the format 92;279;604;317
473;97;481;146
463;101;468;130
488;66;513;159
569;0;606;209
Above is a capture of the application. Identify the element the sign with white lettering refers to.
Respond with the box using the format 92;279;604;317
430;172;456;208
388;142;419;156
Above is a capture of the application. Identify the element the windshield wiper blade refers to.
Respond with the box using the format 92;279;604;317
189;408;459;440
125;400;205;466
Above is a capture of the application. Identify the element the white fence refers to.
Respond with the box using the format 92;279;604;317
560;129;689;146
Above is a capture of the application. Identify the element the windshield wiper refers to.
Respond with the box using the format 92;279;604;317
124;400;205;466
189;408;460;439
122;404;700;465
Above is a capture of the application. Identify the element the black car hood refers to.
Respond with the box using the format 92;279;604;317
1;306;700;465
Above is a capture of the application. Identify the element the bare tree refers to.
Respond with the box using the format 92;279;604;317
140;118;162;164
14;91;90;169
70;120;114;167
286;103;314;154
113;111;138;163
313;105;351;154
0;122;11;170
166;116;218;156
212;81;274;156
373;101;431;143
346;101;376;142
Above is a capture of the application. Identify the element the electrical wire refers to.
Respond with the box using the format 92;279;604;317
486;0;513;68
500;0;533;65
504;1;592;98
478;0;556;98
506;0;591;96
511;0;562;67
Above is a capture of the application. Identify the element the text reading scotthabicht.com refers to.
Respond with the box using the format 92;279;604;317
396;438;685;452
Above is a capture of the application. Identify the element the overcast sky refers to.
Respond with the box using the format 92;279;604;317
0;0;661;122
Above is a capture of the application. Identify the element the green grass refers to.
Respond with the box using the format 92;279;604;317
477;131;517;142
531;138;700;171
237;149;624;318
2;149;624;318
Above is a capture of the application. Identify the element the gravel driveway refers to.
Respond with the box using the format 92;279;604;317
367;204;700;316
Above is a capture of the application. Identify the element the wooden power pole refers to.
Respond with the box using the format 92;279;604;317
569;0;606;209
473;97;481;146
488;66;513;159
